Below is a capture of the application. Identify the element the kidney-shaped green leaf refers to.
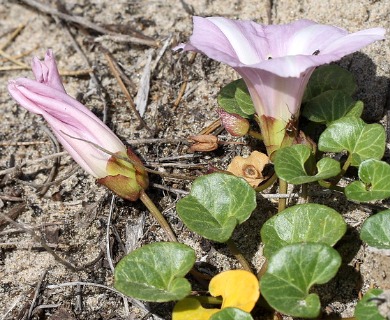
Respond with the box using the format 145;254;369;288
274;144;340;184
217;79;255;118
176;173;257;242
261;203;346;258
318;117;385;166
303;65;356;102
345;159;390;202
114;242;195;302
360;210;390;249
355;289;387;320
261;243;341;318
302;90;360;125
210;308;254;320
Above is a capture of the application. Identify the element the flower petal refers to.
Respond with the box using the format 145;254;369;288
209;270;260;312
8;80;126;178
32;49;66;93
172;298;219;320
321;27;386;56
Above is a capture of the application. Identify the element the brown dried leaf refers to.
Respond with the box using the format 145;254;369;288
189;135;218;152
227;151;270;187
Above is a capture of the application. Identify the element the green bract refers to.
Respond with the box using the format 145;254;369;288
345;159;390;201
360;210;390;249
114;242;195;302
260;204;346;258
176;173;257;242
217;79;255;118
318;117;385;166
274;144;340;184
261;243;342;318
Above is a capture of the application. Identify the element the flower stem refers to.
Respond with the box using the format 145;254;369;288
255;173;277;192
301;184;309;203
226;238;252;272
278;178;287;212
139;190;178;242
318;153;352;192
334;153;352;184
139;190;211;287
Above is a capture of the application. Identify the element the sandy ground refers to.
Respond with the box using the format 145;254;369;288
0;0;389;319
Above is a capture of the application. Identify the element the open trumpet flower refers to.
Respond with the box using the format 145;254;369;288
176;17;385;156
8;49;148;201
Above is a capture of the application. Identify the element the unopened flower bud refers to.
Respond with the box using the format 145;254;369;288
8;50;148;201
98;148;149;201
217;108;250;137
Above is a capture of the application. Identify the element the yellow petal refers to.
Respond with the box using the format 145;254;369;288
172;297;219;320
209;270;260;312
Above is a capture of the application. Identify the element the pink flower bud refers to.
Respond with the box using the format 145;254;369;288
217;108;250;137
8;50;148;200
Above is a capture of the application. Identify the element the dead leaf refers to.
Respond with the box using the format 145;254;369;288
227;151;270;187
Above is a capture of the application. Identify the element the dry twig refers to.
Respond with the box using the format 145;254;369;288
0;209;80;271
173;52;197;110
27;269;48;319
19;0;157;47
46;282;163;319
101;46;153;132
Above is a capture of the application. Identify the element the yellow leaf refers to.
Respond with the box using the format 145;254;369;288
172;297;219;320
209;270;260;312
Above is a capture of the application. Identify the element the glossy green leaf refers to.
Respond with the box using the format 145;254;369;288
318;117;385;166
345;100;364;118
176;173;257;242
114;242;195;302
355;289;386;320
360;210;390;249
302;90;358;125
345;159;390;202
303;65;356;102
261;204;346;259
261;243;342;318
217;79;255;118
274;144;340;184
210;308;254;320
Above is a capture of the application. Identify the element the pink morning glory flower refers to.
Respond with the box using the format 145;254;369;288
176;17;385;156
8;50;148;200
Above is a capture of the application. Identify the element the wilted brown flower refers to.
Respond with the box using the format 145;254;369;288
227;151;270;187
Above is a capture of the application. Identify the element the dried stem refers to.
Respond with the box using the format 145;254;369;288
0;23;26;51
102;48;153;133
19;0;157;46
46;281;162;319
0;210;79;272
173;52;197;110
